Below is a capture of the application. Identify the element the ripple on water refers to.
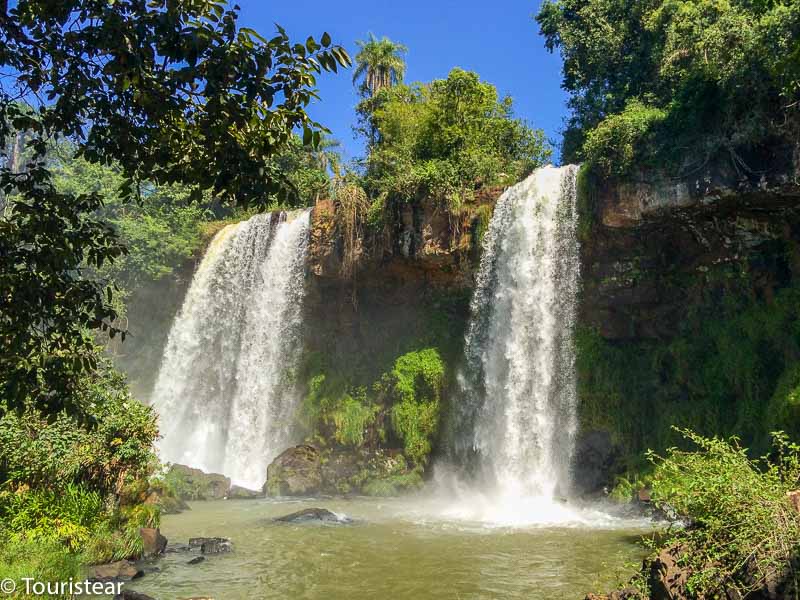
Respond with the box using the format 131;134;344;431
119;496;654;600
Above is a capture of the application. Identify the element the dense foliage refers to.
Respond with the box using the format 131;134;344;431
538;0;800;176
360;68;551;207
302;348;446;467
647;429;800;597
578;276;800;476
0;0;350;417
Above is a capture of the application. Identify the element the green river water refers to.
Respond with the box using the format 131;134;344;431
119;496;653;600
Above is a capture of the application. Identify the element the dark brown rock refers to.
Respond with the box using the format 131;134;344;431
648;544;690;600
89;560;142;582
139;527;167;557
787;490;800;513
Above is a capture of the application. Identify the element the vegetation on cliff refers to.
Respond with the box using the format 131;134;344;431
300;347;445;491
538;0;800;176
359;68;551;208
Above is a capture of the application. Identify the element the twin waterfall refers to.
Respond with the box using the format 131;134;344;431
151;211;311;489
447;165;581;520
151;165;581;510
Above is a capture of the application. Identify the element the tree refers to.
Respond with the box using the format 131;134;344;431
364;68;551;206
352;33;408;97
0;1;351;418
537;0;800;175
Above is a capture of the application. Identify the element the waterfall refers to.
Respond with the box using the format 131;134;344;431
150;210;310;489
446;165;581;521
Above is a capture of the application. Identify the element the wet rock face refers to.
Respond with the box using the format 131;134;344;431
571;430;618;496
264;445;322;497
168;464;231;501
582;168;800;341
139;527;167;557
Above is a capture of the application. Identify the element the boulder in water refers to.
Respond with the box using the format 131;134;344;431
89;560;142;582
274;507;350;524
139;527;167;557
227;485;263;500
169;464;231;500
264;445;322;497
189;537;233;554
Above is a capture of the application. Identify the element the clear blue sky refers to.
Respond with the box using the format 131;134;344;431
236;0;568;164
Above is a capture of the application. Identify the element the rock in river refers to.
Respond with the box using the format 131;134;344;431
264;445;322;497
89;560;142;582
188;537;233;554
274;507;351;524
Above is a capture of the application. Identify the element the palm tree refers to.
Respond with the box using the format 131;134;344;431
352;34;408;97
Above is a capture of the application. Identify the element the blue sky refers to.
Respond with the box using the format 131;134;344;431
236;0;568;164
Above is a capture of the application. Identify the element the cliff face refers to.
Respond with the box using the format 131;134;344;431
303;162;800;493
302;192;497;384
581;165;800;340
574;162;800;491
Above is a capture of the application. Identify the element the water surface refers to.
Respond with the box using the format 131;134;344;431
123;497;651;600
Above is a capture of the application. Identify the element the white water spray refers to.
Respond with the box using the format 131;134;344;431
150;211;310;489
446;165;581;524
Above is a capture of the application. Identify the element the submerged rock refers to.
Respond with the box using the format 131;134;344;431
274;507;350;524
188;537;233;554
113;591;156;600
89;560;142;582
264;445;322;497
187;556;205;565
584;589;641;600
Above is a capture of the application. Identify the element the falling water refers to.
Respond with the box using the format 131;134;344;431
150;210;310;489
445;165;581;523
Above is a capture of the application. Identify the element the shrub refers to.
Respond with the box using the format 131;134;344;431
0;538;82;599
0;484;104;551
582;100;667;177
386;348;445;464
648;429;800;597
333;392;378;447
0;363;159;495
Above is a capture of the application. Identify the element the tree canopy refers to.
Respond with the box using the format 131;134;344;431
362;68;551;206
352;34;408;98
0;0;350;417
537;0;800;176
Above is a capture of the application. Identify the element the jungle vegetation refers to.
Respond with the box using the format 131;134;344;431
537;0;800;177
